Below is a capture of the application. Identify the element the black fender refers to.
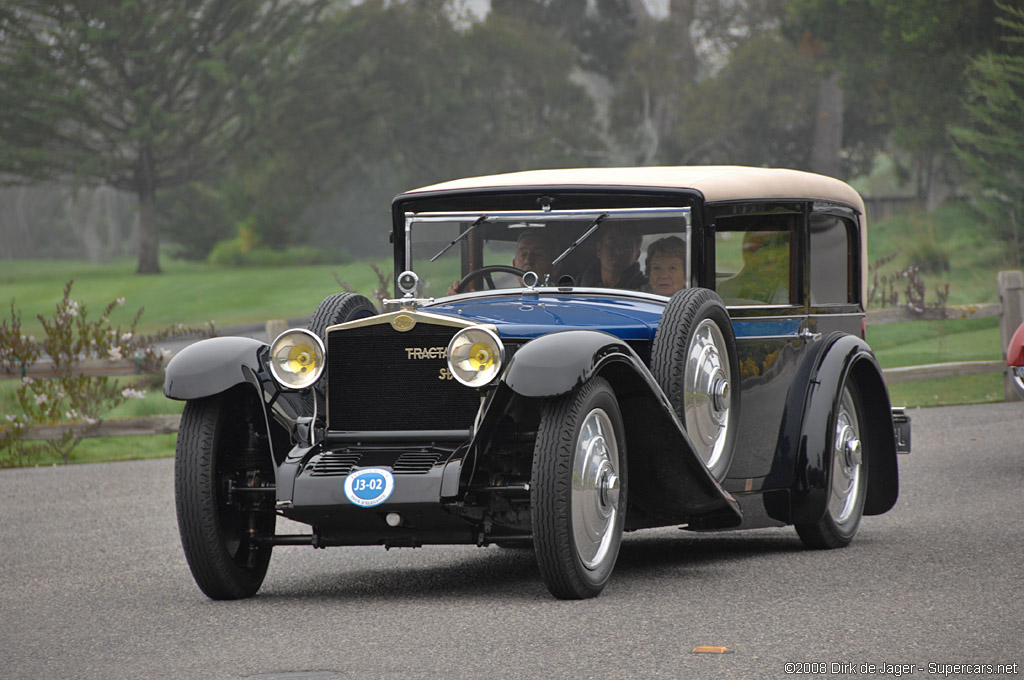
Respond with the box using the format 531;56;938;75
503;329;633;398
783;333;899;524
164;336;309;467
164;336;267;401
494;330;742;529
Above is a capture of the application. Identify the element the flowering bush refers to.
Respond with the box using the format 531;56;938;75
1;281;213;467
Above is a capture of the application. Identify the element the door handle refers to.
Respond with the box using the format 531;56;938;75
799;327;822;343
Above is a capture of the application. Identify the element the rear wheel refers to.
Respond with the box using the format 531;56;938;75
175;390;276;599
532;377;626;599
795;380;868;549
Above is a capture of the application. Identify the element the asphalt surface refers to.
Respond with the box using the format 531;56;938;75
1;402;1022;680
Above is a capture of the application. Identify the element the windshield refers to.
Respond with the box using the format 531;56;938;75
404;207;691;297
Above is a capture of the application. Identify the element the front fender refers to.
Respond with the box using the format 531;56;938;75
164;337;267;401
503;330;635;398
164;336;310;470
494;330;742;529
787;333;899;524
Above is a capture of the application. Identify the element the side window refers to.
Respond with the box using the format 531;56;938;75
715;217;794;306
809;213;854;305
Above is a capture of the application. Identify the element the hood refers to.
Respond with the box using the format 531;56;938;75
424;293;665;341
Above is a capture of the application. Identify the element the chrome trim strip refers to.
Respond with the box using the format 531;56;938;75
734;334;803;343
325;430;472;443
407;207;691;221
428;286;672;305
324;310;494;334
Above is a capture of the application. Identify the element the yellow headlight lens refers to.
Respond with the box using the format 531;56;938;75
269;329;325;390
447;327;504;388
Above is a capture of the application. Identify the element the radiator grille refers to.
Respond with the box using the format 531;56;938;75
392;451;443;474
308;451;361;477
306;449;442;476
326;321;481;431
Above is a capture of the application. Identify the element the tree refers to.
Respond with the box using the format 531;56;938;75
669;32;819;168
787;0;1007;200
0;0;324;273
952;3;1024;267
250;0;600;256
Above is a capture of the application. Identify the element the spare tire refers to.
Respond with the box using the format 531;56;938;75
306;293;377;397
308;293;377;342
651;288;740;480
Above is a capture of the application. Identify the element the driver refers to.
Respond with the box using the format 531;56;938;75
511;230;556;281
447;230;556;295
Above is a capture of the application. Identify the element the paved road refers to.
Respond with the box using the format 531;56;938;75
2;403;1022;680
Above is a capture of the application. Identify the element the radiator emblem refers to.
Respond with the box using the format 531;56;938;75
406;346;447;360
391;314;416;332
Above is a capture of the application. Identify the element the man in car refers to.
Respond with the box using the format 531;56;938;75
447;230;556;294
511;230;556;283
579;227;647;290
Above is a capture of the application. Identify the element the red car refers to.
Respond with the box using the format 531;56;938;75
1008;321;1024;392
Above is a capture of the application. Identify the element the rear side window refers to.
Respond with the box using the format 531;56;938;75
715;216;795;306
809;213;855;305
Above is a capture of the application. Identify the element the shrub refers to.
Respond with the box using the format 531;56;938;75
0;282;212;467
207;238;350;267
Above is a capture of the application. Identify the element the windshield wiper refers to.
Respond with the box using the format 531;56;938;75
430;215;488;262
552;213;608;266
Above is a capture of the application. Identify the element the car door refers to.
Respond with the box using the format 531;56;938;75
707;201;813;488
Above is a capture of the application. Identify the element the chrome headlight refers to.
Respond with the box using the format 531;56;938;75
446;326;504;388
269;329;325;390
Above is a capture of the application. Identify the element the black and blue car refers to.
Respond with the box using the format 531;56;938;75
165;166;910;600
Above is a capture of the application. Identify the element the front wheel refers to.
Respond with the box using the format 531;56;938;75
795;380;868;549
531;377;626;599
175;390;275;599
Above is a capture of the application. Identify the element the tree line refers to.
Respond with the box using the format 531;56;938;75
1;0;1022;272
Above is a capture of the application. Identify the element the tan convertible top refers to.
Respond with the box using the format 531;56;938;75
404;165;865;214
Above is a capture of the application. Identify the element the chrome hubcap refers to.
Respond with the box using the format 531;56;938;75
684;319;732;469
571;408;620;570
830;388;862;525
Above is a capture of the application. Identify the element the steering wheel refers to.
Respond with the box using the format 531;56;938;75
455;265;527;293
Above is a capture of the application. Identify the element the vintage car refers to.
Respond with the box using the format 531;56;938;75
165;166;911;601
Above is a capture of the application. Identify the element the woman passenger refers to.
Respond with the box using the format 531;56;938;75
645;236;687;296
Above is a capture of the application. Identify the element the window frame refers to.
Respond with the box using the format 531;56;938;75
807;202;862;313
707;201;806;313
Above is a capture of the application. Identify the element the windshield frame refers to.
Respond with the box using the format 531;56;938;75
403;207;692;286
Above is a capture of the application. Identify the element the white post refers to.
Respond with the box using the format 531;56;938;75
265;319;288;344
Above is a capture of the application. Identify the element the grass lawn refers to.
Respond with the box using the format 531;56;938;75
1;256;393;337
867;316;1005;407
2;434;177;467
886;373;1005;409
866;316;1002;367
866;202;1014;307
